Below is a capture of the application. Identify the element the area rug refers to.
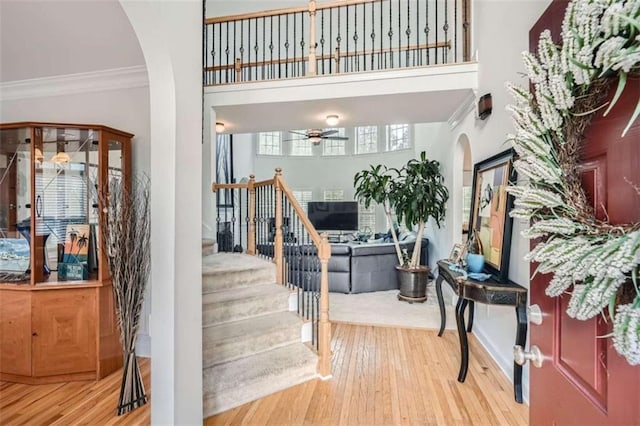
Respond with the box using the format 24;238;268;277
329;284;457;330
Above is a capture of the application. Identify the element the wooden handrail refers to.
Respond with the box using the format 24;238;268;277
211;182;249;191
204;40;451;73
254;178;276;188
205;0;384;25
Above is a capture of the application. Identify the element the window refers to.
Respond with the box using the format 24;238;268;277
292;190;313;214
358;199;376;232
323;189;344;201
258;131;281;155
386;124;410;151
290;135;313;156
355;126;378;154
322;128;346;155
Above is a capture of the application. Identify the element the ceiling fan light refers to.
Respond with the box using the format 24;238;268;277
325;114;340;126
309;136;322;145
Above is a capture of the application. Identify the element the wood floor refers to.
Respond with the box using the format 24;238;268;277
0;324;528;425
0;358;150;425
206;323;529;425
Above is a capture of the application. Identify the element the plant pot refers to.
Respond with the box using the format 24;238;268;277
466;253;485;273
396;265;431;303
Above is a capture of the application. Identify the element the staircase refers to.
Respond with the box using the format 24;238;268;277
202;252;318;417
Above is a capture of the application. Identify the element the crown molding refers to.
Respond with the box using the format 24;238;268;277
447;90;477;130
0;65;148;101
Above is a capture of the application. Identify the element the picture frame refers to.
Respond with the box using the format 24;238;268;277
468;149;516;282
216;134;234;207
448;243;467;264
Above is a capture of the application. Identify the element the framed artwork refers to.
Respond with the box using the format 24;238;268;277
62;224;91;263
216;134;234;207
448;243;467;264
468;149;516;282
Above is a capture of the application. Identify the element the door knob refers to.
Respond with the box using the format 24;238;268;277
514;345;544;368
528;304;543;325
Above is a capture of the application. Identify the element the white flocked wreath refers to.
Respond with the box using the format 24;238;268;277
506;0;640;365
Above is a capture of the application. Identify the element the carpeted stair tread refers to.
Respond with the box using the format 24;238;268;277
203;253;275;293
203;311;302;367
202;283;290;326
203;342;317;416
202;238;216;256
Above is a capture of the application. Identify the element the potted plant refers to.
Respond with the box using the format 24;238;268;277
390;151;449;302
354;152;449;302
354;164;403;265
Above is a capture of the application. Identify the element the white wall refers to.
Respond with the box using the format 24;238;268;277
413;122;455;268
121;0;203;423
426;0;552;404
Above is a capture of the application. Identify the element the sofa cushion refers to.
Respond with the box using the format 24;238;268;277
330;244;351;255
350;242;399;256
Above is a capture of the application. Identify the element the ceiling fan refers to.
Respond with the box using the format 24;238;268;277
284;129;349;145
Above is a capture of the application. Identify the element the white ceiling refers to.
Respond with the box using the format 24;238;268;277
0;0;144;82
213;89;472;134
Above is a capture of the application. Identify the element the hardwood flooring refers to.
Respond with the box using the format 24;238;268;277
206;323;529;425
0;358;150;425
0;324;528;425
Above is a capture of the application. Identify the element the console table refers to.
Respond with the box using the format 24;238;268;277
434;260;528;403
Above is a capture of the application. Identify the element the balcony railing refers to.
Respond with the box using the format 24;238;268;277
204;0;471;86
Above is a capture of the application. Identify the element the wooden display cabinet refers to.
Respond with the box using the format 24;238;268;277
0;122;132;383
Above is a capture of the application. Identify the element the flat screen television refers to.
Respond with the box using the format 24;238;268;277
307;201;358;231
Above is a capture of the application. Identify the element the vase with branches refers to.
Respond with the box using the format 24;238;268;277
100;175;150;415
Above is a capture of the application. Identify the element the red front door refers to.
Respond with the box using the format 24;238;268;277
529;2;640;424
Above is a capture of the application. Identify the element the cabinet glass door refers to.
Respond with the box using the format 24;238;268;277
0;127;31;283
35;126;95;283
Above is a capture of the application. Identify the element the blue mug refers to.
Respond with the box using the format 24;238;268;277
466;253;485;273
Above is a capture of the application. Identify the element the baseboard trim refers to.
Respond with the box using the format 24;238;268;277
0;65;148;101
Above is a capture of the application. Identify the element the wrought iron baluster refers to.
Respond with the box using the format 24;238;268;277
293;12;297;77
388;0;393;68
262;17;266;80
285;15;290;78
230;190;237;251
329;8;333;74
362;2;366;71
424;0;430;65
443;0;449;63
225;22;230;84
320;9;325;75
239;189;244;251
370;2;375;71
300;12;305;76
233;21;237;82
346;5;349;73
240;20;245;81
380;1;383;69
435;0;438;64
253;18;259;81
270;16;274;79
454;0;458;63
352;4;358;72
406;0;411;67
336;7;341;73
416;0;420;66
397;0;401;67
247;18;251;81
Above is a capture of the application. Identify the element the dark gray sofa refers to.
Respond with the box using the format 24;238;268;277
328;239;429;293
257;238;428;294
